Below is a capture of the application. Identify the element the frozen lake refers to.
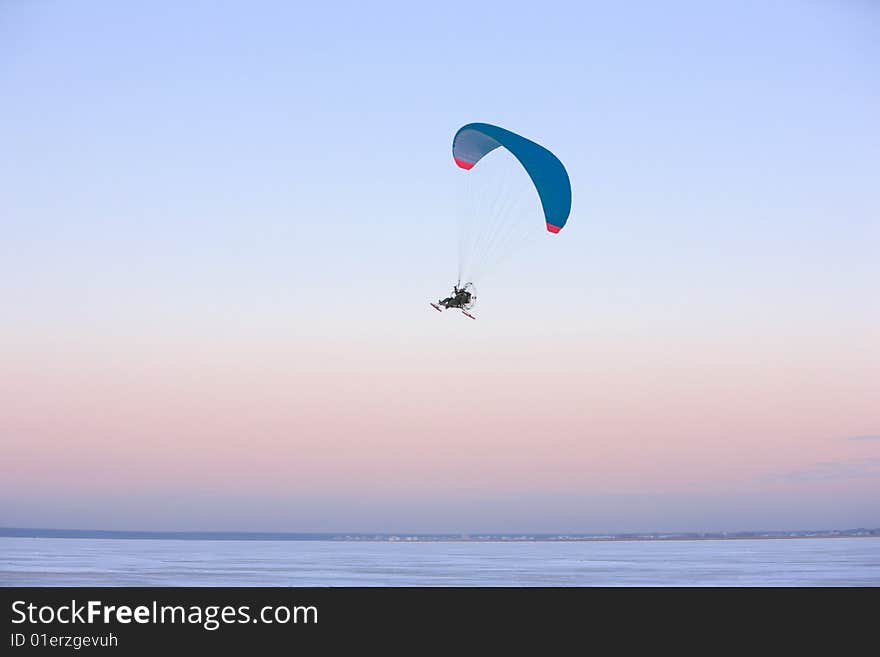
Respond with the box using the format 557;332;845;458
1;536;878;586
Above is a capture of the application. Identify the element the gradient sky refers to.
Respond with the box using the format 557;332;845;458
1;0;878;533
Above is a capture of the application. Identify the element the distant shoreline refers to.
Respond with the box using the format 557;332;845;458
1;527;878;543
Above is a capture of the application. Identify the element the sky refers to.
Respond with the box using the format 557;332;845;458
1;0;878;534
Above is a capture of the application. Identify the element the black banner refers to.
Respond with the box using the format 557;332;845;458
2;586;875;652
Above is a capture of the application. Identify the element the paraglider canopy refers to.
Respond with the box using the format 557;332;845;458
452;122;571;234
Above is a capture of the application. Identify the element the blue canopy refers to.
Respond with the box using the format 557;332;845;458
453;123;571;233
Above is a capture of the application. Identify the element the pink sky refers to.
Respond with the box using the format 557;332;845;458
2;323;877;533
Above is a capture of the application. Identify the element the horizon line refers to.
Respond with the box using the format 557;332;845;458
2;526;878;542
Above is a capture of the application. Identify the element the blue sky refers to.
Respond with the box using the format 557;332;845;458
4;1;877;315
